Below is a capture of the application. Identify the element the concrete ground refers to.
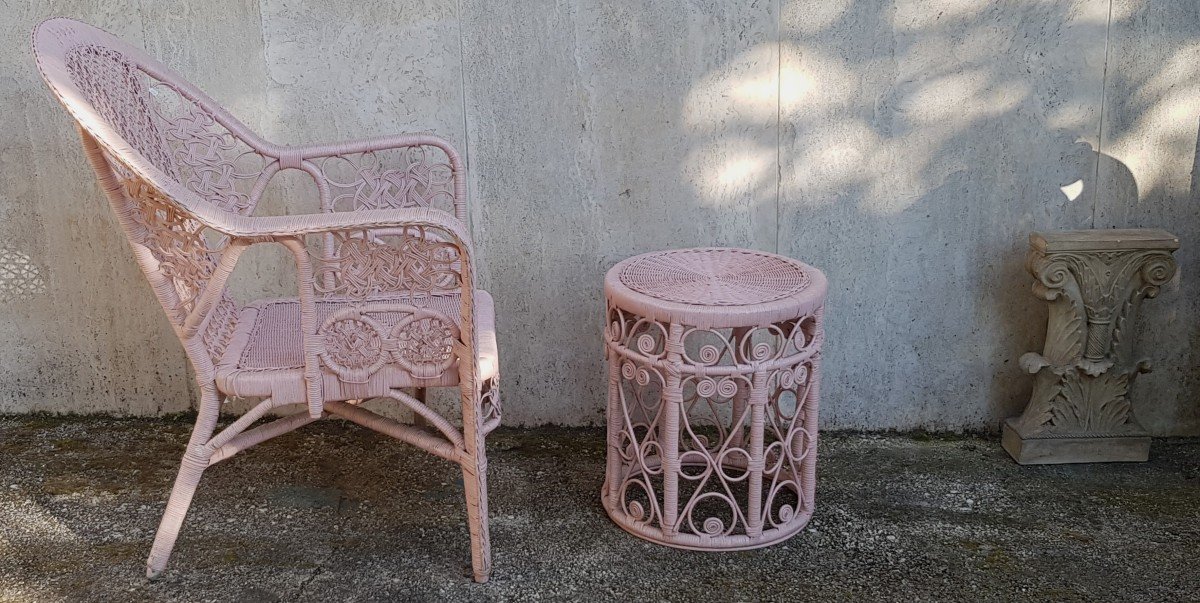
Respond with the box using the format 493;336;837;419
0;416;1197;602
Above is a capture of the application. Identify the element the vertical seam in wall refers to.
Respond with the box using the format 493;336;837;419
257;0;270;124
774;0;782;254
1092;0;1115;229
256;1;271;140
455;0;474;234
131;3;151;412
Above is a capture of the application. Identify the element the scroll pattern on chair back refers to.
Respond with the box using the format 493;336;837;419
308;133;469;300
34;18;268;370
313;142;464;219
305;147;471;384
297;102;472;374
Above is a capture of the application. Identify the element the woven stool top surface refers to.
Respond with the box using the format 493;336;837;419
605;247;826;328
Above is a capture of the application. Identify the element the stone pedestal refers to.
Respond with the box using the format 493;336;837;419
1004;229;1179;465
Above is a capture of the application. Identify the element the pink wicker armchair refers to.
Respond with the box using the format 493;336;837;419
32;18;500;582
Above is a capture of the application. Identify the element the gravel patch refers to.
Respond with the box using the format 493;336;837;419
0;417;1197;602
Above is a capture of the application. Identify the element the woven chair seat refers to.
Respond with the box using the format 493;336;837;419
215;291;498;404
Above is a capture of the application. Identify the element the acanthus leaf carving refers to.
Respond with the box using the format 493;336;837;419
1013;236;1177;439
1027;248;1178;371
1013;368;1063;435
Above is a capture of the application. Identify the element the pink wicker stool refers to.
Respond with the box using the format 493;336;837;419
602;248;827;550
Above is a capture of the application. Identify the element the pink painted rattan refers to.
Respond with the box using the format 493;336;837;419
603;248;827;550
32;18;498;582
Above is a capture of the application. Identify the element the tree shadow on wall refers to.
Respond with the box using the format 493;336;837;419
766;0;1129;431
984;141;1138;425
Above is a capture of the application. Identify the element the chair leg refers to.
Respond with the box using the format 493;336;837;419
146;454;207;579
412;387;430;429
147;385;220;579
460;451;492;583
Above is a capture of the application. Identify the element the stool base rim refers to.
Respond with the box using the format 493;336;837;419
601;487;814;551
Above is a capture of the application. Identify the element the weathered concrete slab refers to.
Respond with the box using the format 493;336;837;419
1;417;1198;600
459;0;780;425
1095;0;1200;437
1;2;193;416
137;0;269;132
778;0;1111;430
257;0;465;145
2;2;1198;434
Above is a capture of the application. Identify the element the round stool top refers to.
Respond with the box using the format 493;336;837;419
605;247;827;328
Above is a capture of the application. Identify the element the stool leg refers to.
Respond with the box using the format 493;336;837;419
746;370;768;538
799;352;822;513
797;309;824;510
605;348;623;504
661;323;684;536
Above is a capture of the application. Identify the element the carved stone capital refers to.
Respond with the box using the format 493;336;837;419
1005;229;1178;464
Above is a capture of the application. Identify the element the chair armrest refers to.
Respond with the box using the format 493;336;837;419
214;206;472;249
274;133;463;163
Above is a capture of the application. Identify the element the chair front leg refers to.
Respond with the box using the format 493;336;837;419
459;367;492;583
460;434;491;582
146;384;221;579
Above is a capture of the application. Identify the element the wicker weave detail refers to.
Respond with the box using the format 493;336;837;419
202;293;241;366
316;145;458;215
65;44;178;177
123;176;224;324
314;228;463;299
315;305;460;383
619;248;811;306
231;295;479;370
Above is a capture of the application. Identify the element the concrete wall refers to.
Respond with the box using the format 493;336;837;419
2;0;1197;434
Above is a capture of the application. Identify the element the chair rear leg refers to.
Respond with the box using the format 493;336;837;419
147;386;220;579
413;387;430;429
146;454;208;578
